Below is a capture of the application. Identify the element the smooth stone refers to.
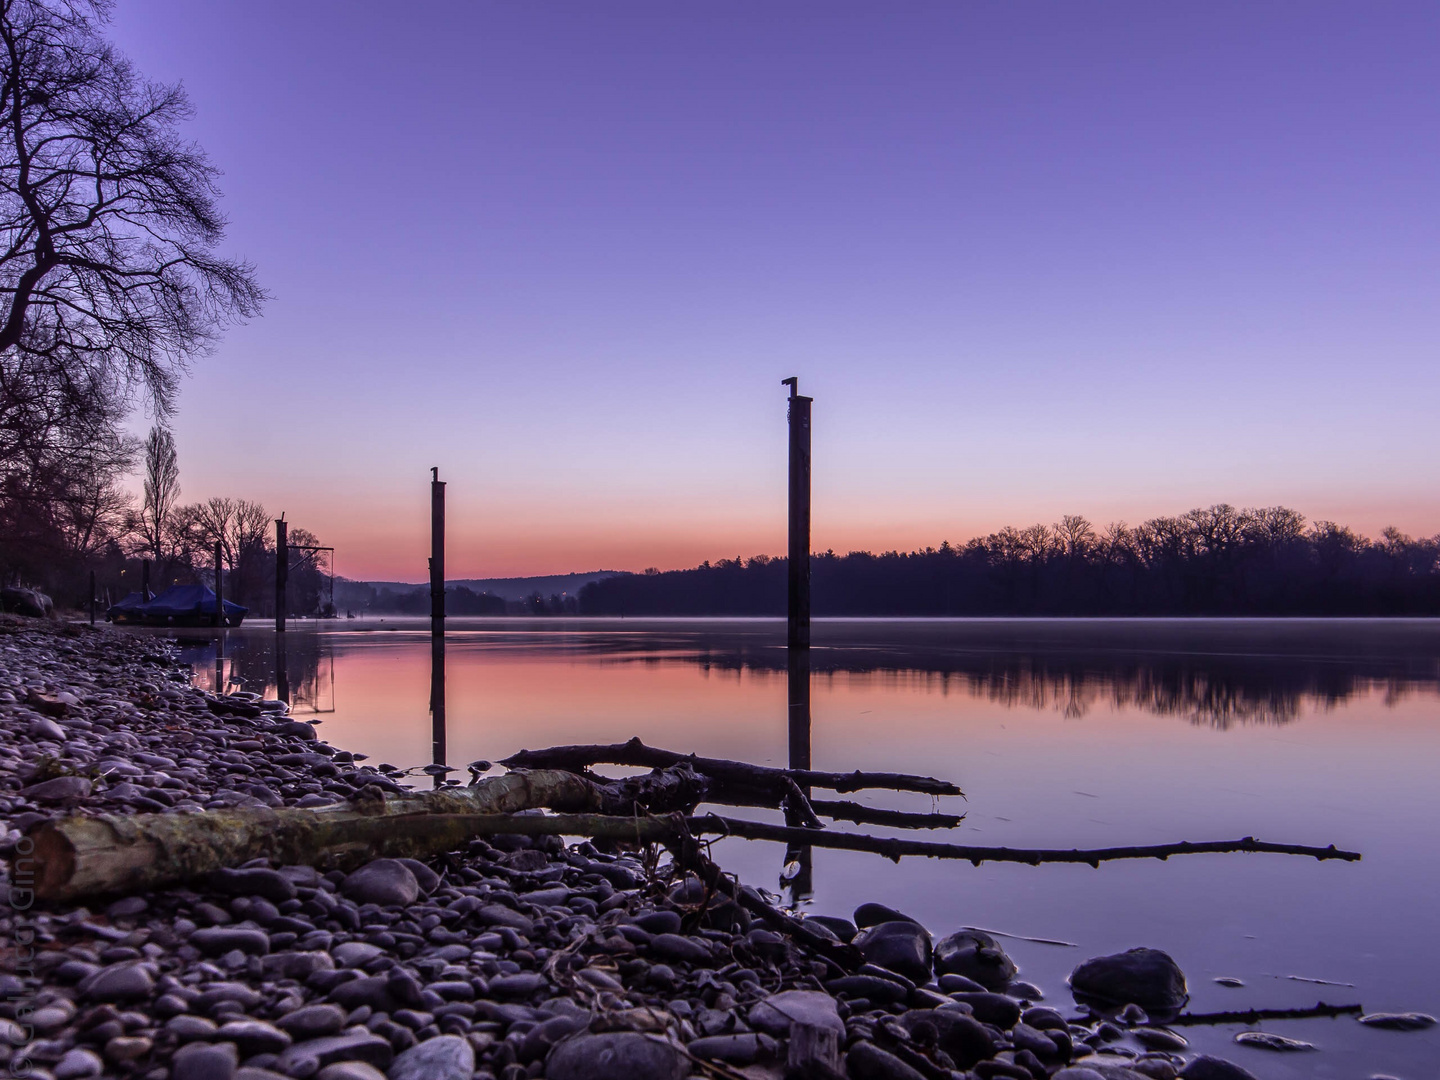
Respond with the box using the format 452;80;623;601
1054;1071;1107;1080
806;915;858;943
1134;1026;1187;1051
236;1070;292;1080
827;974;909;1004
192;927;270;957
340;859;420;907
946;991;1021;1029
82;961;155;1002
392;858;440;894
104;1035;153;1063
1070;948;1188;1012
545;1031;689;1080
473;903;534;934
332;942;384;968
173;1041;240;1080
938;973;988;993
277;1004;347;1040
218;1019;293;1055
490;972;546;997
934;929;1017;991
329;975;398;1013
1179;1057;1260;1080
650;933;711;965
387;1034;474;1080
22;775;92;801
686;1033;775;1066
53;1048;105;1080
632;910;682;935
853;902;921;928
275;1033;395;1074
1232;1030;1315;1052
166;1015;221;1042
106;896;149;920
209;867;297;903
262;951;334;980
1358;1011;1436;1030
856;920;933;984
747;990;845;1038
845;1040;926;1080
317;1065;388;1080
900;1009;996;1069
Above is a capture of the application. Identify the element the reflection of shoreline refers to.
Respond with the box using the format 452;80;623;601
171;620;1440;730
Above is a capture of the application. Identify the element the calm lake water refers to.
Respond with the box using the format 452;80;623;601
172;617;1440;1079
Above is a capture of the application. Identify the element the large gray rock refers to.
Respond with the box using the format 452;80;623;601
856;920;933;983
340;859;420;906
1070;948;1188;1012
546;1032;689;1080
387;1035;474;1080
747;990;845;1038
934;929;1017;991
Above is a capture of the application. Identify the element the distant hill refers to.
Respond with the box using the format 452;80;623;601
336;571;629;614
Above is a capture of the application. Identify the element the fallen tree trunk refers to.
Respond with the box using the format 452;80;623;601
499;736;963;797
25;767;703;904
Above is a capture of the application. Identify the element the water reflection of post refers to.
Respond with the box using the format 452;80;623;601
214;633;224;696
274;636;290;705
430;633;446;788
785;643;814;903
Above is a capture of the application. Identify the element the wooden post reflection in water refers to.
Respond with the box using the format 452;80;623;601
430;632;446;788
274;635;289;705
784;644;814;903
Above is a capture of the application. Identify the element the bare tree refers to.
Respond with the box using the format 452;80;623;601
138;424;177;561
0;0;262;580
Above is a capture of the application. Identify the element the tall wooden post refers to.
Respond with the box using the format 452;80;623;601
275;519;288;634
431;468;445;638
784;378;812;649
141;559;151;603
88;571;96;625
214;540;224;628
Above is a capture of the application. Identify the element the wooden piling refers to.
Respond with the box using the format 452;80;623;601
88;571;96;625
784;378;812;649
214;541;224;628
275;519;288;633
431;468;445;637
141;560;151;603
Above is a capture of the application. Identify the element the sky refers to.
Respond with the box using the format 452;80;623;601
105;2;1440;581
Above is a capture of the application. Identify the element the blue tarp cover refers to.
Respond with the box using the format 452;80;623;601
108;584;247;622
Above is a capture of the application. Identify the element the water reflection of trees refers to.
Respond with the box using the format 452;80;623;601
176;633;334;716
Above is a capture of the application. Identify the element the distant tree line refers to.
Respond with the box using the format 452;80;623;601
578;506;1440;616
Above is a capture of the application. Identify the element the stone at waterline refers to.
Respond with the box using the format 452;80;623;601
853;902;922;928
545;1032;689;1080
747;990;846;1038
934;929;1017;991
1179;1056;1260;1080
1357;1011;1436;1030
1069;947;1188;1012
856;920;934;984
1234;1030;1316;1052
388;1034;474;1080
340;859;420;906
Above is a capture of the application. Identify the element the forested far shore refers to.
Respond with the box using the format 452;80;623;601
579;505;1440;616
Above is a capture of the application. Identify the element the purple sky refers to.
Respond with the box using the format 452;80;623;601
108;2;1440;580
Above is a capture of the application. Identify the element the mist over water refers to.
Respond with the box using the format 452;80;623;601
177;618;1440;1079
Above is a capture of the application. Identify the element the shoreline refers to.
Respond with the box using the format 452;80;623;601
0;616;1319;1080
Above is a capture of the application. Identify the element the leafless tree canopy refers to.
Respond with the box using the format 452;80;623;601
0;0;263;581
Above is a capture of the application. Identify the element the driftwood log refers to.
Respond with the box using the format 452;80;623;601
25;767;704;904
500;737;963;798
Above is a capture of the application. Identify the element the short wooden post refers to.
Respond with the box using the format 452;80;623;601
431;468;445;638
141;559;151;603
275;519;288;633
88;571;96;625
214;540;224;628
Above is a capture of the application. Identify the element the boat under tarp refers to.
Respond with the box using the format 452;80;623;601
107;585;247;627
